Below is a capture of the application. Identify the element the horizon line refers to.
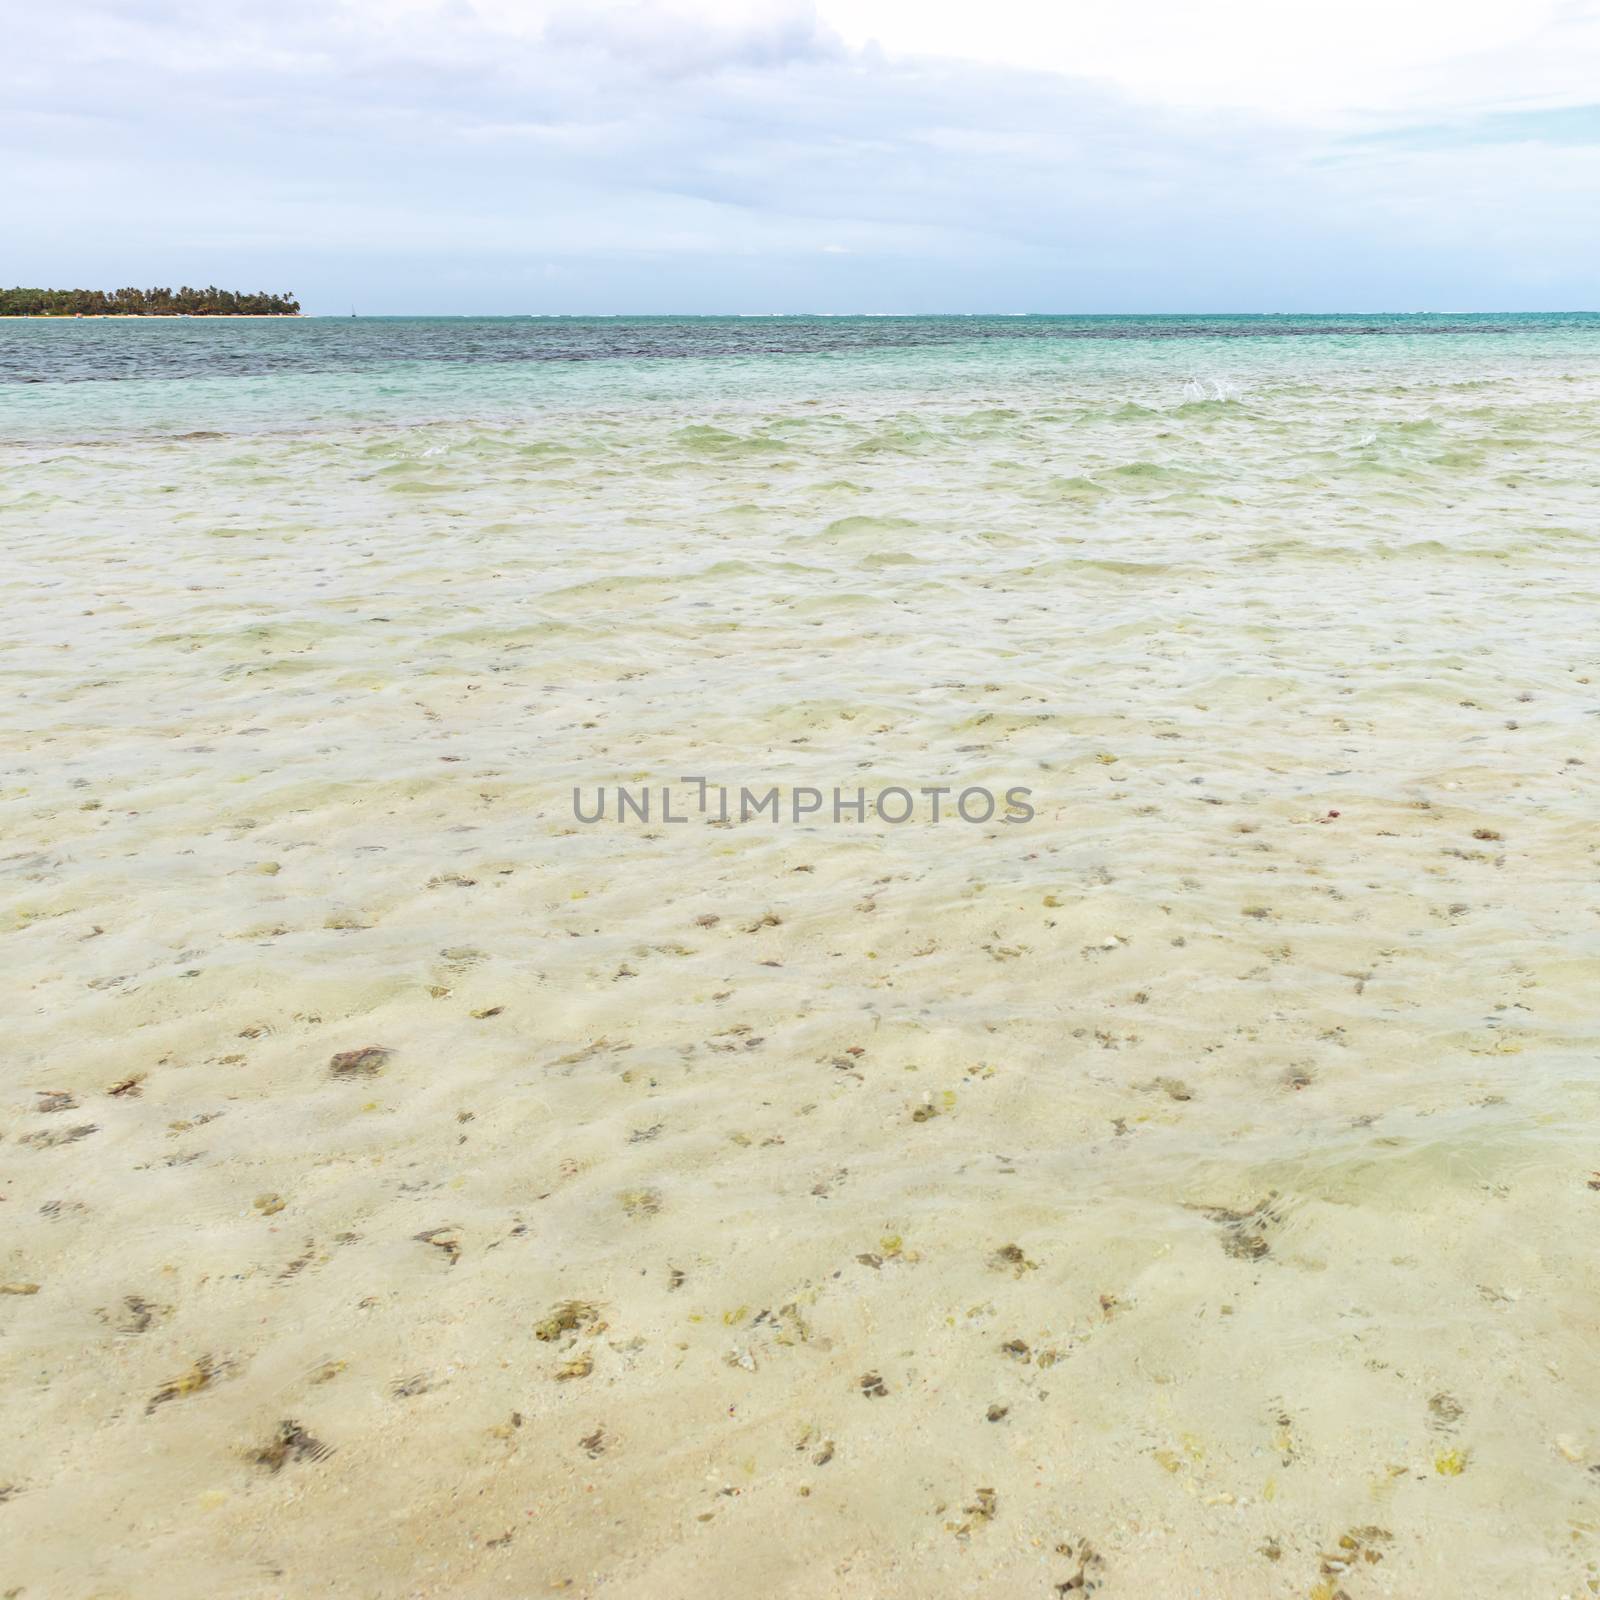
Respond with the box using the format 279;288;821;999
308;307;1600;319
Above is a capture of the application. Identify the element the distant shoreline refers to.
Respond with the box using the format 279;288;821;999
1;313;304;321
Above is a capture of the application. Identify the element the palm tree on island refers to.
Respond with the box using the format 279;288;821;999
0;286;301;317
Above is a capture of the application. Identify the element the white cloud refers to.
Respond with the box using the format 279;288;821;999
818;0;1600;119
3;0;1598;309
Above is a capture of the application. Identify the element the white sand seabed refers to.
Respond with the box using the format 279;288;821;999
3;356;1600;1597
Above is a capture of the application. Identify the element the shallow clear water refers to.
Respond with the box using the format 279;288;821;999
3;318;1600;1598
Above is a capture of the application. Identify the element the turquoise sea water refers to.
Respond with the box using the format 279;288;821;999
3;311;1598;437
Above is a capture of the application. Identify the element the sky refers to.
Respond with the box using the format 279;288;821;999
7;0;1600;313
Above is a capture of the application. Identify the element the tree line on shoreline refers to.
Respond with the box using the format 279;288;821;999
0;286;301;317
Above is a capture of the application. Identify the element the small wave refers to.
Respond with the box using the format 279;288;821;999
1181;377;1245;404
809;515;920;544
671;424;788;457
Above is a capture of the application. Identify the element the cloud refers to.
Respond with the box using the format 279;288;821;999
540;0;842;77
819;0;1600;121
4;0;1598;310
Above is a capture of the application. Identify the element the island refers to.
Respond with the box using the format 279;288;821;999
1;286;301;317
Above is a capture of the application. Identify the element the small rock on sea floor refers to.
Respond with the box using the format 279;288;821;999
329;1046;391;1077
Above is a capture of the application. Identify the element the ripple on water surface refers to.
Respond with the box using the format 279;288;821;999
2;320;1600;1598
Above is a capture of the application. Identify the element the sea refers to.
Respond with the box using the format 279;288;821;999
3;313;1599;1598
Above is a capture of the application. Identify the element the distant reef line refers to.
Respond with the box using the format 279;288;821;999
2;287;301;317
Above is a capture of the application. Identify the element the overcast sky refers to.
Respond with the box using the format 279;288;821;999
8;0;1600;313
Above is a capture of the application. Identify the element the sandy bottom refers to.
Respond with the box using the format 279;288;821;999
3;359;1600;1598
